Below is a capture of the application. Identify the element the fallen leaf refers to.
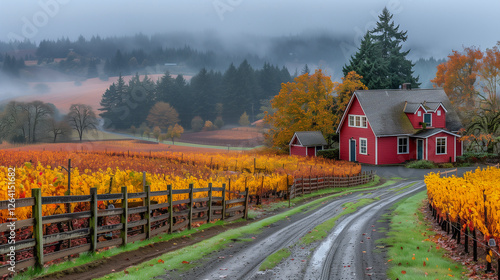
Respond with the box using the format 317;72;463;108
182;261;190;264
158;259;165;264
401;270;406;274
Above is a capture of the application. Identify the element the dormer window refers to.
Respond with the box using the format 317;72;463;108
417;111;421;117
437;110;441;116
424;113;432;127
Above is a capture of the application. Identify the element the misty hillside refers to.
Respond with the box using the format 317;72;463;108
1;32;443;87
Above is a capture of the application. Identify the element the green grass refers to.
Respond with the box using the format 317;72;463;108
380;191;468;279
391;182;417;194
300;198;376;245
14;221;224;280
259;248;292;271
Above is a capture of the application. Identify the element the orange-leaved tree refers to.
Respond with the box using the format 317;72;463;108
264;69;336;150
333;71;368;129
431;47;483;115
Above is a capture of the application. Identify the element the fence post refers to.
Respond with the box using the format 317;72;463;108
168;185;174;233
90;188;98;252
145;185;151;239
221;183;226;220
121;186;128;246
188;184;193;230
32;188;44;269
244;187;250;220
208;183;213;223
302;177;304;196
287;175;291;208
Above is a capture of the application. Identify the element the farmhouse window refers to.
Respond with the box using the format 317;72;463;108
436;137;446;155
397;137;409;154
417;111;421;117
348;115;367;128
437;110;441;116
359;138;367;155
424;113;432;127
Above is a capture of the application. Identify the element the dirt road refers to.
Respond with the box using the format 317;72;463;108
161;180;425;280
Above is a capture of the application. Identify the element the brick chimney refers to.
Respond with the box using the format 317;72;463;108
402;83;411;90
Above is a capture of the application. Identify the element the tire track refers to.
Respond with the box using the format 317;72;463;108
195;181;416;280
304;181;426;280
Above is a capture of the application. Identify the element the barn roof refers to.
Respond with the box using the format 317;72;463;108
350;89;462;137
290;131;327;146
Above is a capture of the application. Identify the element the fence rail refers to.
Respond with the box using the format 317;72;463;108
289;171;376;199
0;171;376;275
0;184;249;275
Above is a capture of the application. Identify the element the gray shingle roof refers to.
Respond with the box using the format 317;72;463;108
403;103;422;113
412;128;460;138
292;131;327;146
352;89;462;136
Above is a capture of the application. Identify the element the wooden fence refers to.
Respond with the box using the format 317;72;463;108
0;184;249;275
289;171;376;199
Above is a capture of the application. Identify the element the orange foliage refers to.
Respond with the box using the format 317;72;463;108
432;47;483;113
426;167;500;245
0;150;361;223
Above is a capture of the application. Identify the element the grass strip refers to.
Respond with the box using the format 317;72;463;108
14;221;225;280
380;191;468;279
392;182;417;194
300;198;376;245
259;248;292;271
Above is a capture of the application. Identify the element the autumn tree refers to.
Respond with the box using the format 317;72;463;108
431;47;483;116
333;71;368;128
146;102;179;131
166;124;184;144
239;112;250;127
153;126;161;142
264;69;336;150
66;104;98;141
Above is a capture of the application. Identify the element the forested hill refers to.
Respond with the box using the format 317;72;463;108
0;33;443;85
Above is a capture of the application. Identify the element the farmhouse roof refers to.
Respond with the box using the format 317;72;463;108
348;89;462;136
290;131;327;146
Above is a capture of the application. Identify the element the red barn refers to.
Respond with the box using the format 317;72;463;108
337;89;463;165
289;131;327;157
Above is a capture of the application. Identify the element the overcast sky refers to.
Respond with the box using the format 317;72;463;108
1;0;499;59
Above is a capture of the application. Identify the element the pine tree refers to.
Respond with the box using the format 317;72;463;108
343;7;419;89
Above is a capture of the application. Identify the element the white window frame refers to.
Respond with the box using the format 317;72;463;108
423;113;432;127
348;114;367;128
359;138;367;155
417;111;422;117
436;137;447;155
397;137;409;154
437;110;441;116
349;115;355;126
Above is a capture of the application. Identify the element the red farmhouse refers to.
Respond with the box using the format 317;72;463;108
289;131;327;157
337;89;463;165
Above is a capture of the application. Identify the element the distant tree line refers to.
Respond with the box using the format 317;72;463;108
99;60;292;130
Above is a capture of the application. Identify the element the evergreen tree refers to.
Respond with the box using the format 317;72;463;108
343;7;419;89
343;32;389;89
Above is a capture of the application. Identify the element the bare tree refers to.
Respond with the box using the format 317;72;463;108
47;117;71;142
66;104;98;141
21;101;53;142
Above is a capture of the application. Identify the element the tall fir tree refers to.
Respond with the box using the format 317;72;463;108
343;7;419;89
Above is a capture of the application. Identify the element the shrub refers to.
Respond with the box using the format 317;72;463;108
317;149;339;160
214;117;224;129
191;116;204;132
457;151;497;163
203;120;215;131
405;160;437;169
